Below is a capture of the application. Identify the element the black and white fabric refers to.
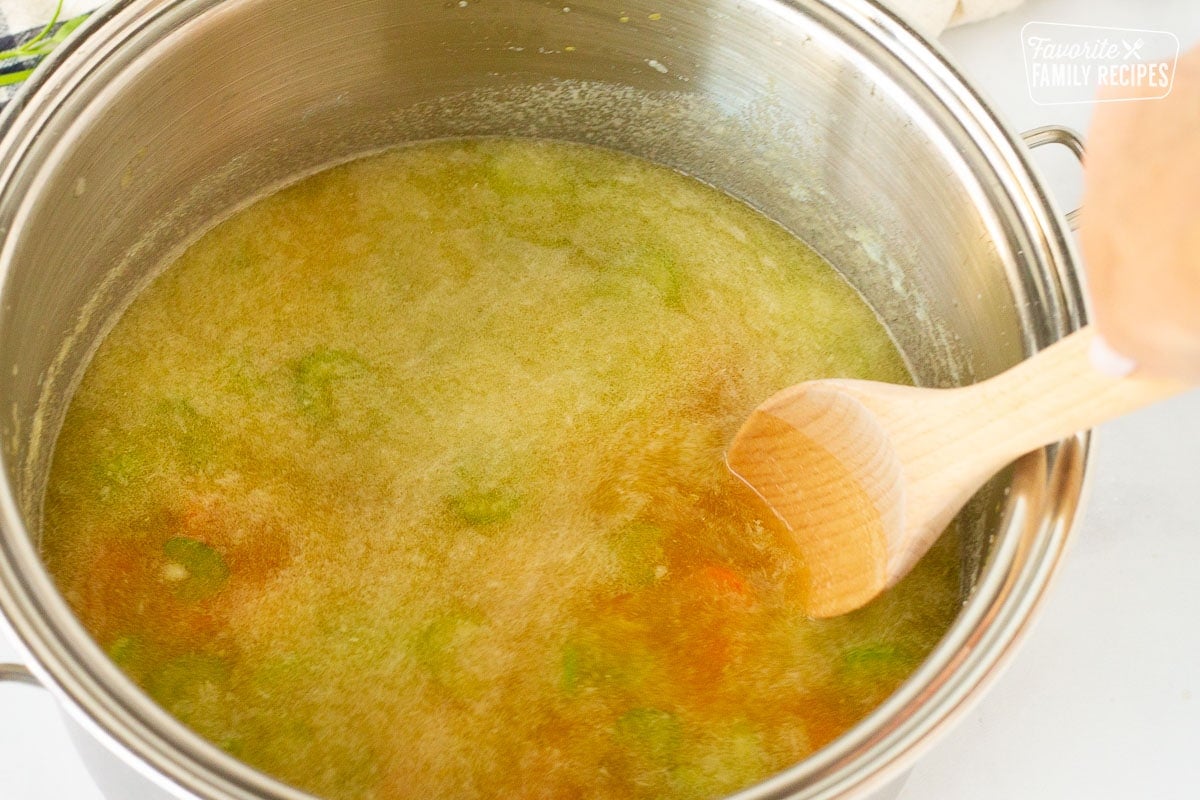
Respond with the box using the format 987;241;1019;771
0;0;100;108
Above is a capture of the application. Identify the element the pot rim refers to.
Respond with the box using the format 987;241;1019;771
0;1;1090;799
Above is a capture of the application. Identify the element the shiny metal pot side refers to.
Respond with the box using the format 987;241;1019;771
0;1;1087;798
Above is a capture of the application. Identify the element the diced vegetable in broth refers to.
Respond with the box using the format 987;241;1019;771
292;347;366;422
162;536;230;601
106;635;152;681
610;520;667;587
615;707;684;766
410;607;490;696
153;398;220;471
41;139;961;800
446;487;522;526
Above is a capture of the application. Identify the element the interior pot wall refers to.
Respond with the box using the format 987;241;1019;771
0;0;1034;587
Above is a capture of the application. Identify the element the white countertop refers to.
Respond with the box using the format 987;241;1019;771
3;1;1198;798
904;1;1200;797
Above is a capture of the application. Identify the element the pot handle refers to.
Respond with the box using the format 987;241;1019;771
1021;125;1084;230
0;661;40;686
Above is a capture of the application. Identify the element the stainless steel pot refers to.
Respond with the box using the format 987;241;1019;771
0;1;1088;798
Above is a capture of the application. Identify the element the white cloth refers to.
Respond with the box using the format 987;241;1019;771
0;0;95;35
884;0;1026;36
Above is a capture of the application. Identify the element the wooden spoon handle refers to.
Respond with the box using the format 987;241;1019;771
887;325;1189;586
951;325;1189;465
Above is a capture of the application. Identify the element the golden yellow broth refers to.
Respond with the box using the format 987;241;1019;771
42;139;959;800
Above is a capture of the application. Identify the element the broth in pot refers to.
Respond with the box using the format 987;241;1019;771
42;139;959;800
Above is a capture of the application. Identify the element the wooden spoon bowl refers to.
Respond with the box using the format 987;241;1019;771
727;326;1188;617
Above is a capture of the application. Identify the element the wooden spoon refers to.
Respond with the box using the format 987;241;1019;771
726;325;1189;618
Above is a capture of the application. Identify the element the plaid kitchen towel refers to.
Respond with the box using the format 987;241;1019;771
0;0;100;107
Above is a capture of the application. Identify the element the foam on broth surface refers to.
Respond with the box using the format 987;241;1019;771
42;139;959;800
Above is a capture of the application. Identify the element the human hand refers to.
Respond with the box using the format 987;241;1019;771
1080;44;1200;382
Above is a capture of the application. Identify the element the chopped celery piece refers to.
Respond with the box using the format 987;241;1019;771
220;357;268;398
671;723;769;799
147;653;230;710
153;398;218;470
560;641;583;693
220;737;245;758
611;521;666;586
107;634;154;681
411;608;486;683
842;642;915;674
252;654;309;689
560;637;655;695
93;451;144;488
615;707;683;766
107;635;143;665
91;451;147;502
163;536;229;601
840;642;918;688
446;487;521;526
638;250;683;308
293;348;366;422
836;643;919;711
